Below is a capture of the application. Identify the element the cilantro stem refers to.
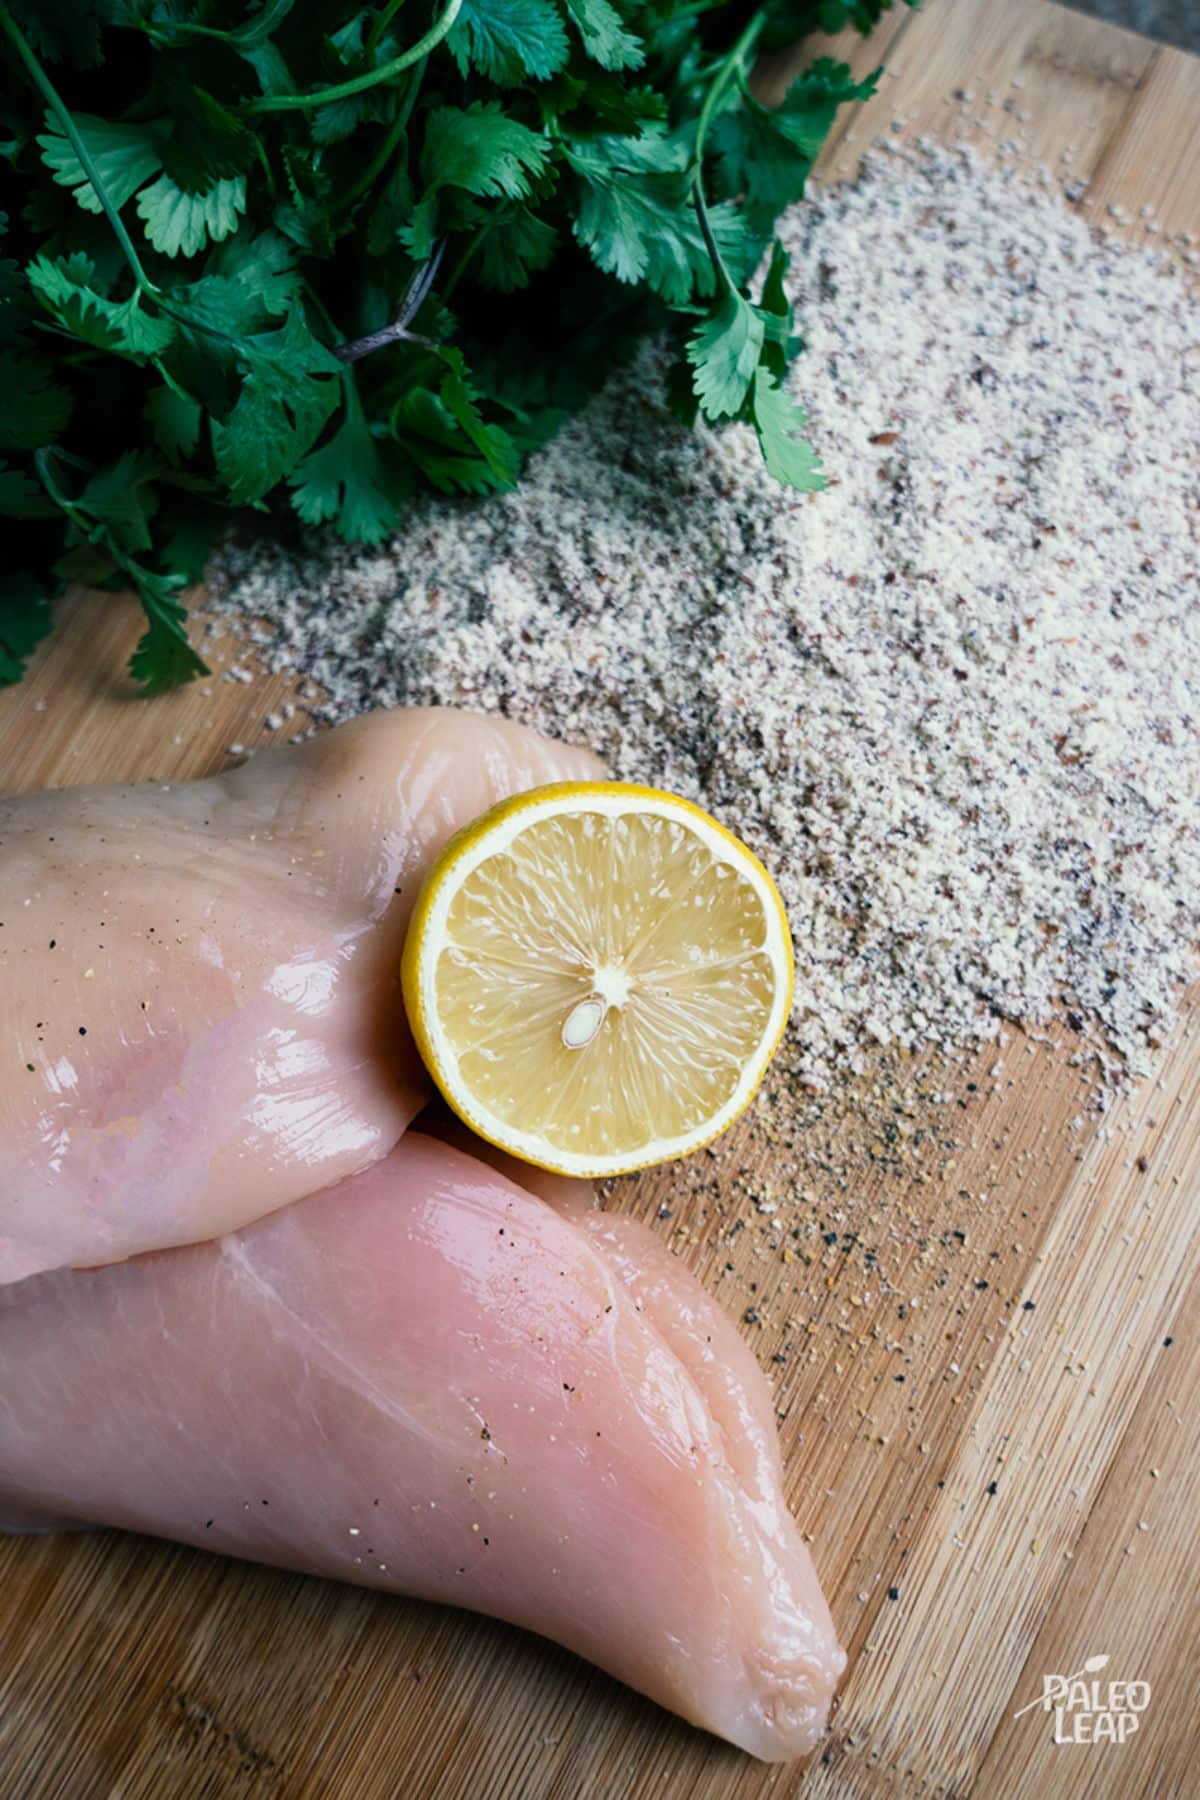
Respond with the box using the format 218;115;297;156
692;10;767;172
33;447;142;569
154;298;245;351
0;2;156;297
334;243;445;362
243;0;462;115
692;185;728;290
337;66;425;215
305;283;371;428
32;448;209;682
251;136;277;204
144;0;296;51
366;0;411;60
341;363;371;430
689;7;768;296
441;203;514;303
301;282;342;345
442;233;483;304
32;449;93;535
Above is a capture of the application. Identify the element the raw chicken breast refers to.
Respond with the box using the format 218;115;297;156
0;709;600;1285
0;1133;844;1761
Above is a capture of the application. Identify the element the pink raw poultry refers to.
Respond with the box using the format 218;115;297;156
0;709;599;1284
0;1132;843;1759
0;710;844;1757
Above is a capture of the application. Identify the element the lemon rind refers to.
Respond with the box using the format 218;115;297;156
401;781;794;1178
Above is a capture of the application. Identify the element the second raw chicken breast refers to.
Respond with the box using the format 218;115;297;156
0;1133;844;1760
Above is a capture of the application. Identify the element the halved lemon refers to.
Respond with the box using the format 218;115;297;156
401;782;793;1178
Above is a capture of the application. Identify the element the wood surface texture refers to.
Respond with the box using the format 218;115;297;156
1;2;1198;1796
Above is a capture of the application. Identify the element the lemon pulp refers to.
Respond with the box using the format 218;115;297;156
402;784;793;1178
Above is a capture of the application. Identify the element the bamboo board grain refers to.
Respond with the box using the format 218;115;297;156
2;3;1199;1796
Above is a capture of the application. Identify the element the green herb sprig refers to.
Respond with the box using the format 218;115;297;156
0;0;908;690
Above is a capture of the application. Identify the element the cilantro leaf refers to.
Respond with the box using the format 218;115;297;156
27;253;175;359
0;351;72;450
0;570;53;685
159;502;224;586
0;0;904;691
447;0;570;83
437;348;520;488
177;234;299;341
136;174;247;258
37;113;164;214
777;58;882;158
328;15;367;62
157;68;256;193
274;142;337;255
422;103;550;201
168;0;299;51
757;237;799;381
752;367;825;491
289;396;410;544
306;29;393;149
8;0;102;69
127;565;208;693
207;230;299;315
475;204;558;291
566;133;738;303
394;403;516;493
713;97;807;231
145;385;202;463
75;452;160;554
0;461;57;518
397;190;439;263
566;137;681;286
800;0;906;35
53;542;116;585
714;62;878;232
561;0;644;71
210;308;342;504
392;353;519;496
366;161;416;258
687;285;764;420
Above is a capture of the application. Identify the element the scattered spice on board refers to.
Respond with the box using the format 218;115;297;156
212;144;1200;1095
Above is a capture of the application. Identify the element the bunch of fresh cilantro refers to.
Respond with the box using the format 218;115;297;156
0;0;909;691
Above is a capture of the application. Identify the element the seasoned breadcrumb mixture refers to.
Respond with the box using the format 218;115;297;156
211;145;1200;1090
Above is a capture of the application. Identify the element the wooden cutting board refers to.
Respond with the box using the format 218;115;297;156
2;2;1198;1795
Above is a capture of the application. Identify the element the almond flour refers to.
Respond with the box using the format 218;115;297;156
211;145;1200;1091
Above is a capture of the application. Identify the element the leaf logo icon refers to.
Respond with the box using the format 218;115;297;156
1013;1652;1112;1715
